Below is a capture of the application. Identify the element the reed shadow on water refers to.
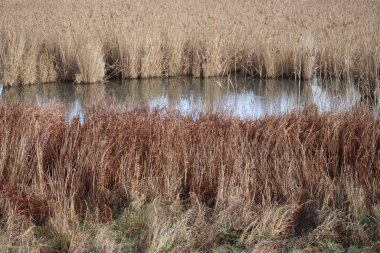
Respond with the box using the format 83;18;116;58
0;76;364;122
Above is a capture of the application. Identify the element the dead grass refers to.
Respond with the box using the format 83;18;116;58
0;104;380;251
0;0;378;85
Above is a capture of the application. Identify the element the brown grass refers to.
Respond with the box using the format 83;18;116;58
0;0;379;86
0;104;380;251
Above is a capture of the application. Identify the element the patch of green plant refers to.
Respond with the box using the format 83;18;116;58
358;214;380;228
114;207;148;252
227;244;248;253
51;233;71;253
216;223;247;253
319;240;344;253
33;225;71;253
287;248;303;253
217;223;241;245
345;245;373;253
355;214;380;242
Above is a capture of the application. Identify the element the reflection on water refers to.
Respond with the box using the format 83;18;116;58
0;76;362;121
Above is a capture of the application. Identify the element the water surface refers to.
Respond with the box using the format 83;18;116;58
0;76;363;121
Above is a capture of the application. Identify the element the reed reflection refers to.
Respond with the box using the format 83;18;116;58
0;76;361;121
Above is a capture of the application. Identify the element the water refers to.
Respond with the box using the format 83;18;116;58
0;76;363;122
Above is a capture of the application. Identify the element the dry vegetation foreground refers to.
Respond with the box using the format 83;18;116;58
0;104;379;252
0;0;379;86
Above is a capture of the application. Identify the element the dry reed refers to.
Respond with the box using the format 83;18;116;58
0;0;378;86
0;104;380;251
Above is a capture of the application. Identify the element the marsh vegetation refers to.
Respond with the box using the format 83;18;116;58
1;104;380;252
0;0;379;86
0;0;379;252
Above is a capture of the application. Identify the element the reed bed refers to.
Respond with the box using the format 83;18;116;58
0;104;380;252
0;0;379;86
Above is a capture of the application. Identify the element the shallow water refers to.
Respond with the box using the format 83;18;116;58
0;76;363;121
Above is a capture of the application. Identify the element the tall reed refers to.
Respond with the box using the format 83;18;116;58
0;0;378;85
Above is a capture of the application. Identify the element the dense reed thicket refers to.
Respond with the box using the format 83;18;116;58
0;104;380;252
0;0;379;85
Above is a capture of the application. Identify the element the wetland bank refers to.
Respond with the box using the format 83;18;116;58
0;0;380;252
1;104;380;252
